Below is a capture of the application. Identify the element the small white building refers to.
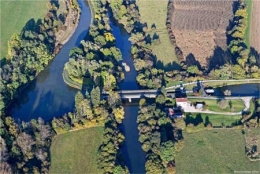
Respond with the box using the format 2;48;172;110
176;98;188;108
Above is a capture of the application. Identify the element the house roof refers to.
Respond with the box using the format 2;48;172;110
176;98;188;102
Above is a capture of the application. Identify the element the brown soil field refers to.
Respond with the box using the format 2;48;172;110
250;0;260;54
171;0;234;67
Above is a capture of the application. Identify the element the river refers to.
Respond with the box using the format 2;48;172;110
8;1;146;173
7;0;91;122
111;20;146;173
8;0;259;173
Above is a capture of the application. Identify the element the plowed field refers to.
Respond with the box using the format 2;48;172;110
171;0;234;67
250;0;260;54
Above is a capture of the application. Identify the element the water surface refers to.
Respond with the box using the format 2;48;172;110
8;0;91;122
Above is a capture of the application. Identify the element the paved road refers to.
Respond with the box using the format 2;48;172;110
166;79;260;90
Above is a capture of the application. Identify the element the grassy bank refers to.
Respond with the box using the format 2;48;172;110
176;130;259;173
186;113;241;127
245;0;253;47
136;0;177;67
188;98;245;112
50;127;103;174
0;1;48;58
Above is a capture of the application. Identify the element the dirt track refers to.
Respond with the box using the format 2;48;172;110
250;0;260;53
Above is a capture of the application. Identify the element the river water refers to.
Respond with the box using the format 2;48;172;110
8;1;146;173
111;20;146;173
8;0;91;122
8;0;259;173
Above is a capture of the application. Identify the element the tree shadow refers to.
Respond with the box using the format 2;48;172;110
206;46;231;72
250;47;260;66
146;34;152;44
21;18;36;34
185;53;202;69
153;55;181;71
151;23;156;29
185;113;203;126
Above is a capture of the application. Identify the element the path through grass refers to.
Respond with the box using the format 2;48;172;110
50;127;103;174
176;129;260;173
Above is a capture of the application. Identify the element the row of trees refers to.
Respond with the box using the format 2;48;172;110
0;0;76;112
64;0;124;91
227;0;259;78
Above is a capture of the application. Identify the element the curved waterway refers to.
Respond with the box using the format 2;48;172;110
8;0;91;122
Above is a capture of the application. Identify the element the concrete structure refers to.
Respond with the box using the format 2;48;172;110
176;98;188;108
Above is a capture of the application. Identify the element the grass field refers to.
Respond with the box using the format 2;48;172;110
176;130;260;173
50;127;104;174
188;98;245;112
136;0;177;67
0;1;48;58
245;0;253;47
186;113;241;127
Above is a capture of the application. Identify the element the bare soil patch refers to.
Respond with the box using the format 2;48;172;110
250;0;260;53
171;0;234;67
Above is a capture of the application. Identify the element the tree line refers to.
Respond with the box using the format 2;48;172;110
227;0;259;78
0;0;77;113
137;88;185;173
0;0;80;173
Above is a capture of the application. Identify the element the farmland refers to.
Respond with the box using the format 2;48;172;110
0;1;48;59
176;130;260;173
136;0;178;67
50;127;103;174
250;0;260;55
171;0;234;67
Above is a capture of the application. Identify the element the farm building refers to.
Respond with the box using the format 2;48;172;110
176;97;188;108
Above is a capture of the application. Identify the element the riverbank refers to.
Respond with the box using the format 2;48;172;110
54;0;81;53
4;0;81;112
62;0;95;90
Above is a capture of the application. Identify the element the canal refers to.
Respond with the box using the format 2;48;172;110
7;0;260;173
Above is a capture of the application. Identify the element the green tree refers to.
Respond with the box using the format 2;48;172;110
91;87;100;107
160;141;175;167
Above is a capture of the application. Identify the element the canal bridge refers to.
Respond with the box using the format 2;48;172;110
102;89;177;102
102;88;259;102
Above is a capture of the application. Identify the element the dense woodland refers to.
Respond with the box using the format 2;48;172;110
0;0;79;173
64;0;124;91
0;0;75;112
63;0;130;172
137;89;185;173
0;117;53;173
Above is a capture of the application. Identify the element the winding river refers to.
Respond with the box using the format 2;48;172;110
7;0;259;173
8;0;91;122
8;1;146;173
